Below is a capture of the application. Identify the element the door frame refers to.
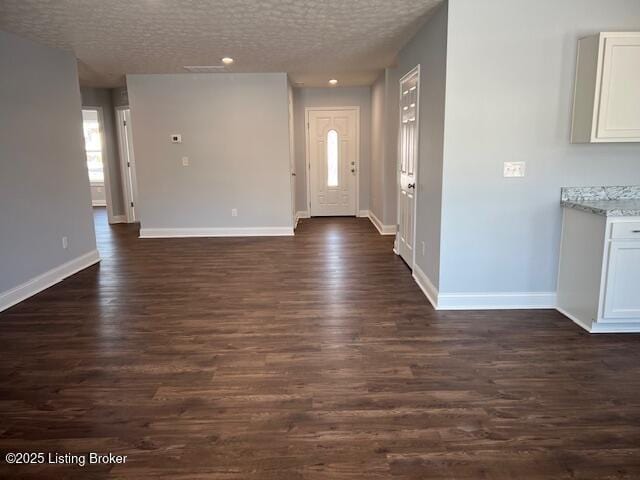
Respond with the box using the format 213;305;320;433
394;65;421;269
82;106;115;224
304;106;360;216
115;106;139;223
287;85;297;227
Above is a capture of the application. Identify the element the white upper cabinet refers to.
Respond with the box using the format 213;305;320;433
571;32;640;143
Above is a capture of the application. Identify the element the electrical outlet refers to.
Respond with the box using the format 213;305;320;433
62;236;68;249
171;134;182;143
181;156;189;167
421;241;426;257
503;161;526;177
231;208;238;217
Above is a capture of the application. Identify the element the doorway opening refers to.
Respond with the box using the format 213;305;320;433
305;107;360;217
82;108;116;222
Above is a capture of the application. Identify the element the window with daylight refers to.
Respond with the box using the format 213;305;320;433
82;110;104;183
327;129;338;187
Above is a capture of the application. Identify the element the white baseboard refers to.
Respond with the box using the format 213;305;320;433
556;307;593;332
590;322;640;333
412;264;556;310
362;209;396;235
0;249;101;313
556;307;640;333
109;215;127;224
437;291;557;310
412;264;439;309
139;226;294;238
295;211;309;229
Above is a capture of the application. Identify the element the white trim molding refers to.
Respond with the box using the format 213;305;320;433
295;211;309;229
109;215;127;224
437;291;557;310
557;307;640;334
412;264;556;310
92;200;107;207
139;227;294;238
0;250;101;313
361;210;396;235
412;264;439;309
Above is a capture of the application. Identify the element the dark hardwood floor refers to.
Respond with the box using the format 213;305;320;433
1;207;640;479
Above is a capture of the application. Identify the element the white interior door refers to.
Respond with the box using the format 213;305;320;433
396;67;420;267
288;87;297;225
116;108;139;222
307;108;358;216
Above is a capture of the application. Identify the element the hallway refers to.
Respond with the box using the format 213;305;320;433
1;210;639;479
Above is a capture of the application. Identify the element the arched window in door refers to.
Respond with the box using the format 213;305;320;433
327;129;338;187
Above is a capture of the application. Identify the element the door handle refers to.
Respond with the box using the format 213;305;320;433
408;183;415;189
351;168;356;173
291;173;296;176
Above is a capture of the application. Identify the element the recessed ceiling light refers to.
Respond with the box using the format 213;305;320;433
221;57;234;65
329;79;338;85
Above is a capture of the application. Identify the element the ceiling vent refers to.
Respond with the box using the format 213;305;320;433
183;65;226;73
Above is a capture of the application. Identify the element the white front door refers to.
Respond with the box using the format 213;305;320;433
307;108;358;216
396;67;419;267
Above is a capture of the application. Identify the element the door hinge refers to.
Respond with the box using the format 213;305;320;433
123;120;127;126
130;202;134;207
127;161;130;167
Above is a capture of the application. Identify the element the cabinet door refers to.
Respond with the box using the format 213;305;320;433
596;35;640;141
603;241;640;320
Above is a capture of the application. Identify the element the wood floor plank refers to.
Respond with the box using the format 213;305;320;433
1;207;639;479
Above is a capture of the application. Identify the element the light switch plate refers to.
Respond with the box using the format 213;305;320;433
171;134;182;143
504;161;526;177
181;156;189;166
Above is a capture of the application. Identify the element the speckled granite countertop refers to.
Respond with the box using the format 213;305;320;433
561;186;640;217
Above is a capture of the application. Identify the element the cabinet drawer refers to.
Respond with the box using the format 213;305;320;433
611;222;640;239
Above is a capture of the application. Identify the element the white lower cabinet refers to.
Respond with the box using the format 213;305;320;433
602;241;640;320
557;209;640;333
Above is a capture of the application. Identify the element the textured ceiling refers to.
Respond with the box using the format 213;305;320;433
0;0;443;87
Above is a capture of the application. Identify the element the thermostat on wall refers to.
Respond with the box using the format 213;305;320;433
171;134;182;143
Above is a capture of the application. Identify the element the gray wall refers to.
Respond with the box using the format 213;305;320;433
370;74;386;221
80;87;126;216
292;87;371;213
439;0;640;294
0;31;97;293
111;86;129;108
392;2;448;288
127;73;293;230
370;3;448;284
382;69;399;226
